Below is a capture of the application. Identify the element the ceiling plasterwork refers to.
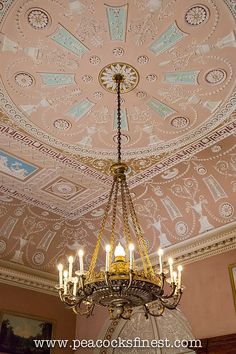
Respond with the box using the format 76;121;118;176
0;0;236;280
0;135;236;275
0;0;235;160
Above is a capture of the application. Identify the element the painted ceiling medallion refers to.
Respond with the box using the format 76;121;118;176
219;202;234;218
99;63;139;93
82;74;93;83
27;8;50;30
171;116;189;128
14;72;34;88
185;5;209;26
112;47;124;56
205;69;227;84
137;55;149;64
53;119;71;130
93;91;103;100
136;91;147;99
113;133;130;145
146;74;157;82
89;56;101;65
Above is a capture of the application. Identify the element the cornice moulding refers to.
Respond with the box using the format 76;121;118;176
0;260;57;296
149;221;236;267
0;222;236;294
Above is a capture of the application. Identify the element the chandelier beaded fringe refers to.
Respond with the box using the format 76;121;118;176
56;69;183;320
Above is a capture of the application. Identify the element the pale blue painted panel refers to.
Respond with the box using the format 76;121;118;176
40;73;75;86
164;71;200;85
113;108;129;130
66;99;94;121
106;5;128;41
50;24;89;57
147;98;175;119
0;150;37;180
149;22;187;55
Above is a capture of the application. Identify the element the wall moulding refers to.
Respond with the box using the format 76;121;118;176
0;260;57;296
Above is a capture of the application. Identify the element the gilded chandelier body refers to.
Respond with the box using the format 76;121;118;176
56;72;183;320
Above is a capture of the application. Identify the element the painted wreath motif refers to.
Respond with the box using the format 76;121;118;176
28;9;50;29
185;5;209;26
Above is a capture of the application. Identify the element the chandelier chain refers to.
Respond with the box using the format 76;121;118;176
87;179;116;281
117;77;122;163
109;178;119;266
120;179;132;256
124;180;155;277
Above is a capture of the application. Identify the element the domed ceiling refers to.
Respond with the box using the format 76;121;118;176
0;0;235;280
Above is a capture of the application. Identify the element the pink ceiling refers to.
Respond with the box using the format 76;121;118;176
0;0;236;274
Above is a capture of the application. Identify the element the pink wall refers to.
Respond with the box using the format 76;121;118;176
0;283;76;354
76;249;236;349
180;248;236;338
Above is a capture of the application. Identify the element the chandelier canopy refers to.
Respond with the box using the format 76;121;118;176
56;66;183;320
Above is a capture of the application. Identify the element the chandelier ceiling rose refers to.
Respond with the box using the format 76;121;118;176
99;62;139;93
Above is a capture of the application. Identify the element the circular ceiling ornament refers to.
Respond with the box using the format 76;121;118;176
136;91;147;99
211;145;222;153
52;182;76;195
27;8;50;30
185;5;209;26
205;69;227;85
93;91;103;100
89;56;101;65
219;202;234;218
112;47;124;57
175;221;188;237
113;133;130;145
14;72;34;88
99;63;139;93
82;74;93;83
137;55;149;64
171;116;189;128
32;252;45;265
53;119;71;130
146;74;157;82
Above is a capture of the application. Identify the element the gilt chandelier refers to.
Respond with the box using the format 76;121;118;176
56;64;183;320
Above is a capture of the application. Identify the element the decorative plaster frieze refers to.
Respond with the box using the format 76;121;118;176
1;222;236;295
0;260;57;296
149;221;236;268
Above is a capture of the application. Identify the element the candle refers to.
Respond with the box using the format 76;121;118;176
177;265;183;289
63;270;68;295
157;248;163;274
68;256;74;279
168;258;174;283
78;249;84;275
73;277;78;297
105;244;111;272
57;264;63;288
129;243;135;270
173;271;177;285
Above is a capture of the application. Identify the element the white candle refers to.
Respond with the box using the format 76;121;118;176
63;270;68;295
157;248;163;274
129;243;135;270
168;258;174;283
68;256;74;279
173;271;177;285
105;244;111;272
177;265;183;289
73;277;78;297
57;264;63;288
78;249;84;275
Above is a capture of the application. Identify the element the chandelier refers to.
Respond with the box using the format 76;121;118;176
56;67;183;320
